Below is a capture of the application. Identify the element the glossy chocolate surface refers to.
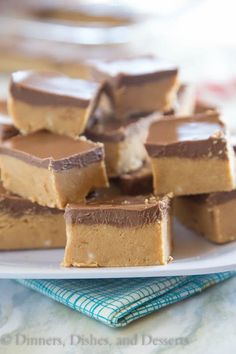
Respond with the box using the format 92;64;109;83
145;112;228;159
0;131;104;171
10;71;102;107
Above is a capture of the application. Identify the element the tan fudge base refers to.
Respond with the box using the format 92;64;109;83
0;155;108;209
63;215;172;267
175;197;236;244
8;96;91;137
0;212;66;250
151;157;235;196
114;76;179;119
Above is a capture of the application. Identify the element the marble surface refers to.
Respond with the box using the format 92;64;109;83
0;277;235;354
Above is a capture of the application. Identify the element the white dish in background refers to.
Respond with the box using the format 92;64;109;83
0;221;235;279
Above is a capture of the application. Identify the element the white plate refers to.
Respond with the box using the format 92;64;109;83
0;221;235;278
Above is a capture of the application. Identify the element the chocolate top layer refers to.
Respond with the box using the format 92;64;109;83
92;56;178;87
86;112;159;143
0;131;104;171
0;183;62;217
145;112;228;159
180;189;236;207
65;195;171;227
10;71;102;107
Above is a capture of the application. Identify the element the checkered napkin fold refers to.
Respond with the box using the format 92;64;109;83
18;271;235;328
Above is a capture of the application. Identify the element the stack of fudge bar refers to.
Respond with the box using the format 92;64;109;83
0;55;235;268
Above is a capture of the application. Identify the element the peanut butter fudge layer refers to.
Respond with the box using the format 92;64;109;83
0;131;108;208
0;183;65;250
145;112;236;196
91;56;179;119
113;162;153;195
86;112;159;177
175;191;236;244
63;195;173;267
8;71;113;137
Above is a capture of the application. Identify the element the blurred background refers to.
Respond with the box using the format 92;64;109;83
1;0;236;129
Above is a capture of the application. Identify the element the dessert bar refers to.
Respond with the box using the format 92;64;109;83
8;71;113;137
0;131;108;208
91;56;179;118
145;112;236;196
63;194;173;267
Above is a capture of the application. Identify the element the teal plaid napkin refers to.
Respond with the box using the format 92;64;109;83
18;272;235;328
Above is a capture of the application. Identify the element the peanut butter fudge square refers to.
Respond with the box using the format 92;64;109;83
86;112;159;177
63;195;173;267
0;183;65;250
8;71;113;137
145;112;236;196
91;56;179;119
0;131;108;209
175;191;236;244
